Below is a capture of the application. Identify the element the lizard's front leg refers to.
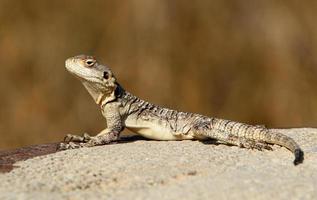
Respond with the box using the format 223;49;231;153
58;102;123;150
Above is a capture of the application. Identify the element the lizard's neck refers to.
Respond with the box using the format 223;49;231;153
82;82;125;106
81;82;101;103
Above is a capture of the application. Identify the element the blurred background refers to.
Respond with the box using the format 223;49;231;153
0;0;316;149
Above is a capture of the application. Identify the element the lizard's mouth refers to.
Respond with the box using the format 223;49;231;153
65;62;103;83
75;72;115;93
66;68;101;83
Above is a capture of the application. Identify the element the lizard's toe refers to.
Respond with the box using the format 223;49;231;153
56;142;68;151
64;134;87;143
83;133;92;142
63;134;74;143
68;142;82;149
57;142;82;150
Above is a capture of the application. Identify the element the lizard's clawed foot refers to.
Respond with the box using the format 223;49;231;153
57;133;93;151
63;133;92;143
57;141;97;150
57;133;118;151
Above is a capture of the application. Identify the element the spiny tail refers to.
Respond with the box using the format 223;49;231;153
211;119;304;165
262;130;304;165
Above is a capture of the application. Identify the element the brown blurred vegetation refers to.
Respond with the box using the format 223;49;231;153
0;0;316;149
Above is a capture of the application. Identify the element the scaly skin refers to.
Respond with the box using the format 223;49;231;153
58;55;304;165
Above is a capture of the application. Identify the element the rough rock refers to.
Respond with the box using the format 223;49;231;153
0;128;316;200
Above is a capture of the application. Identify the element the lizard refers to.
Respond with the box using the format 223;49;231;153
58;54;304;165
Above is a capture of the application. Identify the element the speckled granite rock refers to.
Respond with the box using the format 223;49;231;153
0;128;316;200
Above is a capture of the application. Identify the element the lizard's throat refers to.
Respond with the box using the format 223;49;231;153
82;82;115;106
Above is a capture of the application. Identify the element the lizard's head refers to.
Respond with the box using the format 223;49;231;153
65;55;118;105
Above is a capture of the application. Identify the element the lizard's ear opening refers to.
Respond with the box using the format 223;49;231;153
103;71;109;79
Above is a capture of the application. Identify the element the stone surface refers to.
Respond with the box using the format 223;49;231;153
0;143;59;173
0;128;316;200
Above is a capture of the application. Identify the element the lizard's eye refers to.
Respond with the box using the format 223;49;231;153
85;59;95;67
103;71;109;79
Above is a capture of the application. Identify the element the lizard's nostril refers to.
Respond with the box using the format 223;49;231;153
103;71;109;79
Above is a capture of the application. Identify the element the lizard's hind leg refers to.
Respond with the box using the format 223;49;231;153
230;136;273;151
199;129;272;151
